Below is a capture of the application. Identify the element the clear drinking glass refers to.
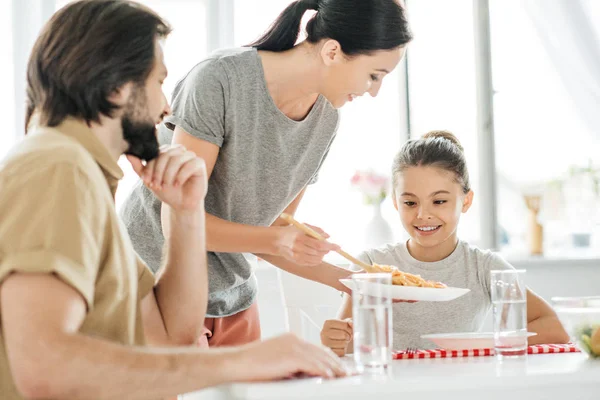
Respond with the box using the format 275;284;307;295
491;269;528;359
352;273;393;373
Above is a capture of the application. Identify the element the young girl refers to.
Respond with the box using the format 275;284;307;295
321;131;569;355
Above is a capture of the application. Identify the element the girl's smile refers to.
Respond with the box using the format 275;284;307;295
414;224;443;236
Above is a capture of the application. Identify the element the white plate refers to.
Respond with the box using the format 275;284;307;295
421;332;538;350
339;279;470;302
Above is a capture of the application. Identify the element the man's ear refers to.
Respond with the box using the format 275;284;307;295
108;82;133;107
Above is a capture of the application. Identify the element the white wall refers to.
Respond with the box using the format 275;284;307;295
517;262;600;299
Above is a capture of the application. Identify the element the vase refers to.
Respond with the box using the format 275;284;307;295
364;202;394;249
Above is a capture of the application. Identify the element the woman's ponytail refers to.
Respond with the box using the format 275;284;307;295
248;0;318;52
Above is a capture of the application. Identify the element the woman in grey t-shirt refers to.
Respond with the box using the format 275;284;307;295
121;0;412;347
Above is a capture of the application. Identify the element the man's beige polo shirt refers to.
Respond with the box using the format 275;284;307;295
0;117;156;399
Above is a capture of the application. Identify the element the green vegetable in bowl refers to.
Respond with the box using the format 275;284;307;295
575;324;600;357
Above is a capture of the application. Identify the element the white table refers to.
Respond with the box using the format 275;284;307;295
182;353;600;400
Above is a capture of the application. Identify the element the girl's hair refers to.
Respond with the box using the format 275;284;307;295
392;130;471;194
247;0;412;55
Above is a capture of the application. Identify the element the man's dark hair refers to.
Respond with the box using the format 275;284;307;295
25;0;171;130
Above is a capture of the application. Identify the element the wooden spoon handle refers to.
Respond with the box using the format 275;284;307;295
280;213;325;240
279;213;378;273
335;249;378;273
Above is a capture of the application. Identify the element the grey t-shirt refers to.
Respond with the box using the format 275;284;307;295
121;48;339;317
352;240;514;350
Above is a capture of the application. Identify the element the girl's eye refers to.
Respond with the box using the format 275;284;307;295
434;200;447;205
370;74;380;82
404;201;416;207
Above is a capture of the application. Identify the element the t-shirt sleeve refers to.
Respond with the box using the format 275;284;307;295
482;251;516;299
349;251;374;272
0;163;104;309
136;255;156;300
163;59;229;147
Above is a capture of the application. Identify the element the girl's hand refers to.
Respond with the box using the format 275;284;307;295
272;223;340;266
321;318;353;357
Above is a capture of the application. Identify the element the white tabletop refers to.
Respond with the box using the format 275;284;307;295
182;353;600;400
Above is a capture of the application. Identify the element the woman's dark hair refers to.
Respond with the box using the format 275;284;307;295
25;0;171;130
248;0;412;55
392;130;471;194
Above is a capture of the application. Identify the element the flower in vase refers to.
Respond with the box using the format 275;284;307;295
350;170;390;205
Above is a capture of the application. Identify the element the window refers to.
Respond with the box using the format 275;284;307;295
406;0;600;256
115;0;209;209
55;0;209;209
0;1;14;160
405;0;481;245
490;0;600;255
234;0;294;46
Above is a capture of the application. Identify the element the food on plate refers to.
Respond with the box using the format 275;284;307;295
372;264;447;288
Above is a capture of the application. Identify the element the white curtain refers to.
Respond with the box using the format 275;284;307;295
523;0;600;138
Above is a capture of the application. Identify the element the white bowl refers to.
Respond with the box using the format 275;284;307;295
552;296;600;358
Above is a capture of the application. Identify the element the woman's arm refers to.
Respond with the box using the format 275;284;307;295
256;187;351;291
525;288;570;345
167;126;339;265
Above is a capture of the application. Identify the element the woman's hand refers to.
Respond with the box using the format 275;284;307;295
272;223;340;266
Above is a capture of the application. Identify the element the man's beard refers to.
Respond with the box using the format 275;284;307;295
122;86;161;162
122;116;160;161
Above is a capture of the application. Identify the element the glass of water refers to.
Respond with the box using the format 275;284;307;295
491;269;528;359
352;273;393;373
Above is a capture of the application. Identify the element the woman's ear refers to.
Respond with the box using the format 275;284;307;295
462;190;474;213
320;39;344;66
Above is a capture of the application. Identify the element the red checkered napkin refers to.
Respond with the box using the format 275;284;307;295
392;343;580;360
